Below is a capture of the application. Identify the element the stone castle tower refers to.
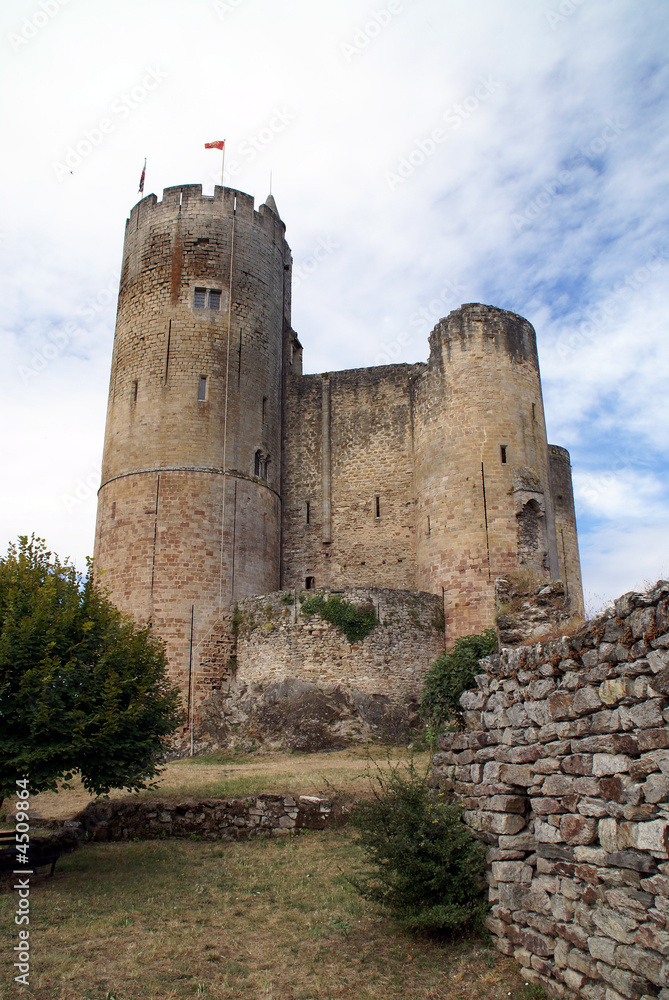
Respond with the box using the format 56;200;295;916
95;183;582;705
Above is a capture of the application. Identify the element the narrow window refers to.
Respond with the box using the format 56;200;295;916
194;287;206;308
111;501;116;520
532;403;536;421
262;397;267;425
375;495;380;518
306;501;311;524
427;515;431;535
254;450;262;477
263;457;270;480
208;289;221;310
305;576;315;590
198;376;207;401
500;445;507;464
132;380;138;402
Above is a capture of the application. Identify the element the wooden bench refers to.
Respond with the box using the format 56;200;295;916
0;829;75;878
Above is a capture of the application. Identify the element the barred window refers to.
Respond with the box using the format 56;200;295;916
208;289;221;310
194;287;206;308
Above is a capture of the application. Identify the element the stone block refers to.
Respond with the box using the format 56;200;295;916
535;820;565;844
491;861;533;883
563;754;594;775
481;811;527;836
588;935;618;964
568;946;598;977
499;763;538;786
562;966;587;991
543;774;577;796
637;729;669;752
635;923;669;956
574;686;604;715
636;820;669;853
554;936;570;968
551;894;575;921
593;754;633;777
561;814;598;845
591;908;638;943
596;962;651;999
616;946;664;986
599;677;632;707
487;794;527;813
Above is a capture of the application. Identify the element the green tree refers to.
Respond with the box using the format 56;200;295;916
348;758;487;933
0;536;183;806
420;629;497;729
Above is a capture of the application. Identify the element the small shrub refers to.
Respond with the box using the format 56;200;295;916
280;591;294;605
347;758;487;933
420;629;498;728
300;593;377;643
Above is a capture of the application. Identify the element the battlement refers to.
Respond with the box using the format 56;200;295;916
126;183;285;239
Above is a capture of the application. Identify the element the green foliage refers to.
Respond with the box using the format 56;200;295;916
280;591;294;605
420;629;497;728
0;536;184;803
300;593;377;643
347;758;487;933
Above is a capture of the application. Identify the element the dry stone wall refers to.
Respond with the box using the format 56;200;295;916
432;581;669;1000
77;794;342;842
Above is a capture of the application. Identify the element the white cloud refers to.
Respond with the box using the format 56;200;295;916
0;0;668;603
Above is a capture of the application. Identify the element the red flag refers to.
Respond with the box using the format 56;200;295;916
205;140;225;150
138;158;146;194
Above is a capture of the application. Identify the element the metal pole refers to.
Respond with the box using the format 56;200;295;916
188;604;195;756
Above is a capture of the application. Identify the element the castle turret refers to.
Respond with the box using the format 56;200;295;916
413;303;581;639
94;184;292;694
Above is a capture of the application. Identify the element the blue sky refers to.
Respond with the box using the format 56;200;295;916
0;0;667;611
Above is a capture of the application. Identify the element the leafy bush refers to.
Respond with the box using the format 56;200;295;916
347;758;487;933
300;593;377;643
0;535;183;804
420;629;497;728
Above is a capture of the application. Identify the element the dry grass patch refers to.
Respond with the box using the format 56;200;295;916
19;747;429;824
0;830;529;1000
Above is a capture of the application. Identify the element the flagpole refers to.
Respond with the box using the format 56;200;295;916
221;144;226;187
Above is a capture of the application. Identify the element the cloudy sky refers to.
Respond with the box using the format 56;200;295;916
1;0;667;612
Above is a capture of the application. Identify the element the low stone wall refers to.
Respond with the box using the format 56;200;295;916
432;581;669;1000
235;587;445;701
76;794;344;842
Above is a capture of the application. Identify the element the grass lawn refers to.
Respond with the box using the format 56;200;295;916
0;829;532;1000
19;747;432;824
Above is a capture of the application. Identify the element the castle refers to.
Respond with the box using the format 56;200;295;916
94;183;583;711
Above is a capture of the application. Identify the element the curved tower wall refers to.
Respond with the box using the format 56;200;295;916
413;304;560;640
94;183;291;692
548;445;584;613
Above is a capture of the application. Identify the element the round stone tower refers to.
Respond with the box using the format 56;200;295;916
413;303;572;640
94;183;292;694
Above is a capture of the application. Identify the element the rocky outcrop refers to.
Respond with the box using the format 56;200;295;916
495;577;576;647
432;581;669;1000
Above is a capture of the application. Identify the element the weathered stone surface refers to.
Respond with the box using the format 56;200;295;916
591;908;638;943
563;754;594;775
599;678;633;706
574;686;604;715
588;935;618;964
616;945;664;986
593;754;633;777
560;815;598;845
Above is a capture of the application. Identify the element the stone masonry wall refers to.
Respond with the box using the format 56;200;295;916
234;587;445;702
432;581;669;1000
77;794;342;842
